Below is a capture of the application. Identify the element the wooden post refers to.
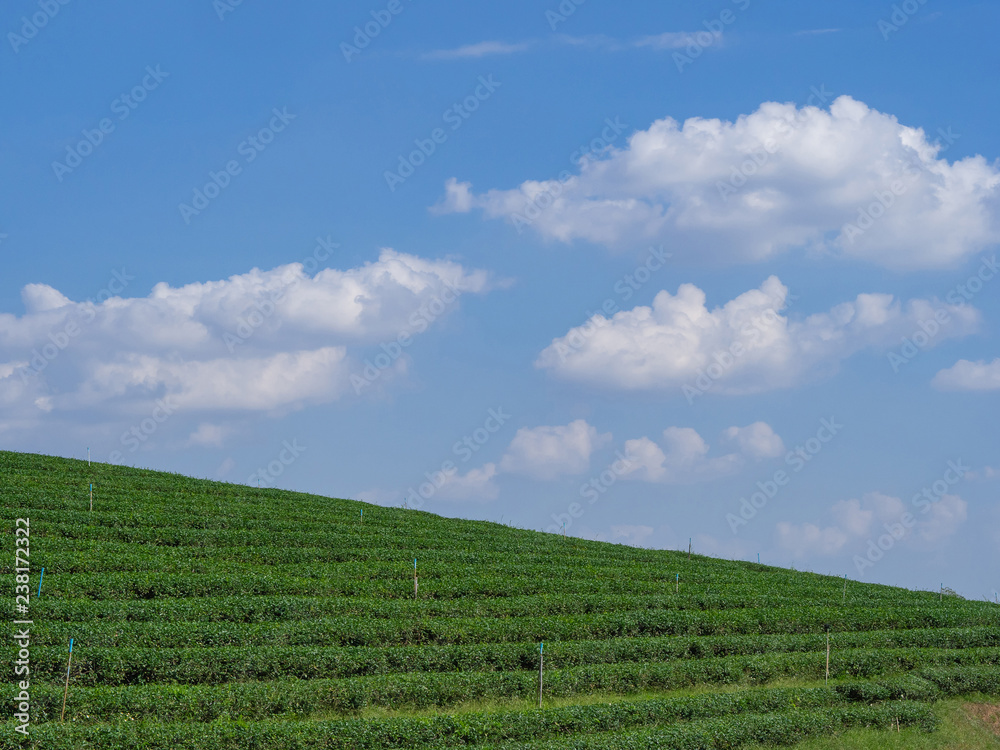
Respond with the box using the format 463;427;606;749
675;573;679;594
60;638;73;722
538;642;544;708
825;632;830;685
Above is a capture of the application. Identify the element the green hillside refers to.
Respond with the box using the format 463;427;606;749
3;450;999;749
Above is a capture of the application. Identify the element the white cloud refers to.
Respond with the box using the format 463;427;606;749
620;423;776;484
435;463;500;502
214;457;236;478
777;522;850;558
919;494;968;543
556;33;720;53
0;250;494;432
611;524;655;546
187;423;232;447
722;421;784;459
500;419;611;480
536;276;978;394
776;491;967;559
422;40;531;60
831;498;874;537
933;358;1000;391
633;32;707;50
619;437;670;482
85;347;351;412
437;96;1000;270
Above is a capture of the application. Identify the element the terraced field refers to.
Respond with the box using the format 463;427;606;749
2;450;999;748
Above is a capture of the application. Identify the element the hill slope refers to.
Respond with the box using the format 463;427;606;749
2;450;999;749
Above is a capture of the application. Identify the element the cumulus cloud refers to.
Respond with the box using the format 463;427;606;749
776;491;967;559
722;421;784;459
435;463;500;502
436;95;1000;270
611;524;655;546
0;249;494;429
776;522;849;558
932;358;1000;391
919;494;968;543
620;422;779;484
535;276;978;395
499;419;611;480
187;423;232;448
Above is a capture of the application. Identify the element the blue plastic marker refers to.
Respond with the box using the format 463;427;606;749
37;567;44;597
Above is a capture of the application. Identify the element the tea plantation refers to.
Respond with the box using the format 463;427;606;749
3;450;999;748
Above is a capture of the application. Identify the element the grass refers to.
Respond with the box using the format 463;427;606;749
748;699;1000;749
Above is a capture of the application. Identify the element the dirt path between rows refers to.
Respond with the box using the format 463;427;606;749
966;703;1000;736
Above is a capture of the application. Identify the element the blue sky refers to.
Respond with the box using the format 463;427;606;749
2;0;998;599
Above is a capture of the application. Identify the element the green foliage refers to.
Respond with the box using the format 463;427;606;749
0;450;996;748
